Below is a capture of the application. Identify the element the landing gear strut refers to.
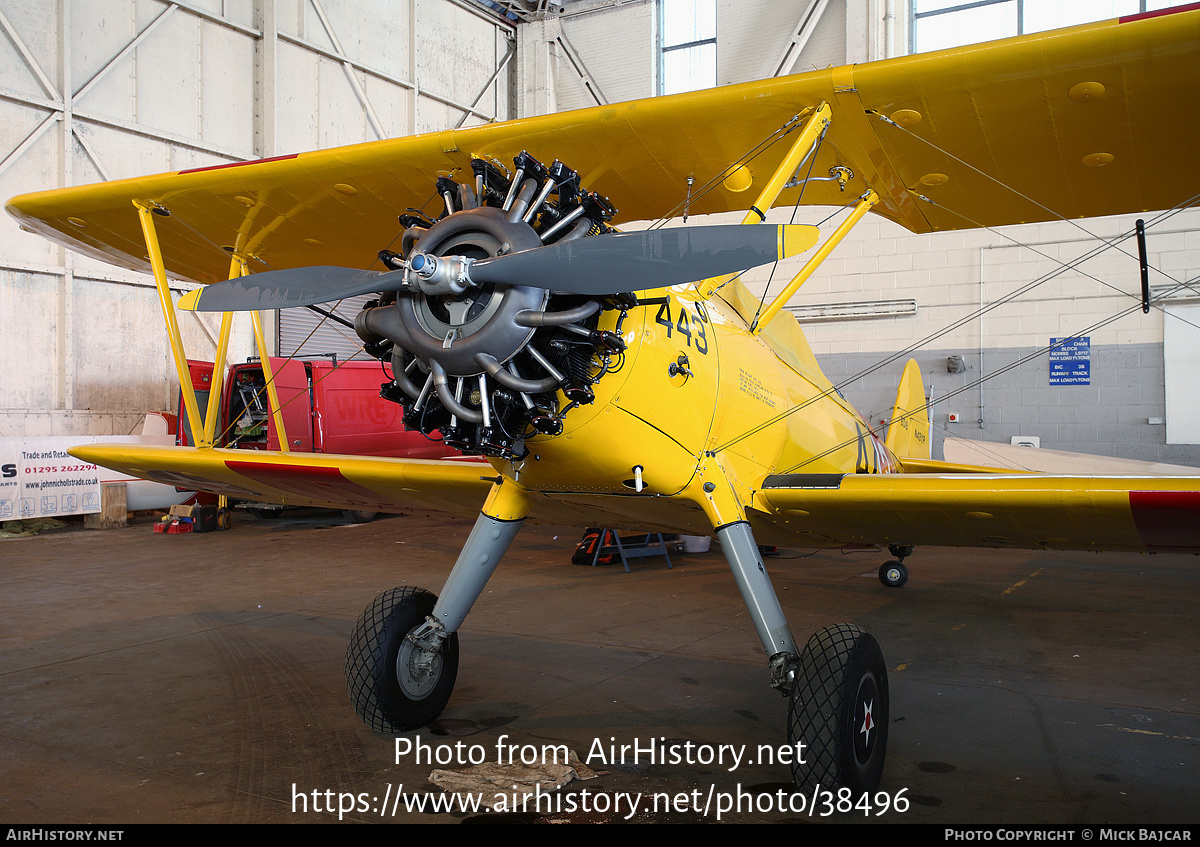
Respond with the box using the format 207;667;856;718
345;483;528;734
713;520;889;794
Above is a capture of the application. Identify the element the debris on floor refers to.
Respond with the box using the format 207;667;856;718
430;749;598;811
0;518;66;539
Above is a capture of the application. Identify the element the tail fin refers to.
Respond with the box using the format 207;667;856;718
885;359;930;461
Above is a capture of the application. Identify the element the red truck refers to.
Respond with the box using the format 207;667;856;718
178;356;465;519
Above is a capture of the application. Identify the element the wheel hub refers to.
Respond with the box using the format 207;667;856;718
396;639;441;700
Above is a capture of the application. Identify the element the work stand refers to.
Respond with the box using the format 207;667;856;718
589;530;674;572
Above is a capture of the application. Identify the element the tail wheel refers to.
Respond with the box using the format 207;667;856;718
879;561;908;588
788;624;888;795
345;587;458;733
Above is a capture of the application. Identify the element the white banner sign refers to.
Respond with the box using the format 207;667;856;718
0;440;100;520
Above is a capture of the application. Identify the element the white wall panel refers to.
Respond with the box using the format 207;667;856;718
0;127;58;268
720;0;810;81
71;1;134;97
417;0;500;111
319;0;411;80
199;25;256;154
275;38;321;151
0;271;58;410
71;281;174;412
135;7;202;139
184;0;257;29
317;54;371;144
556;3;653;110
0;98;50;175
82;120;173;179
1165;302;1200;445
363;72;411;138
0;0;56;93
1;0;515;437
0;38;44;98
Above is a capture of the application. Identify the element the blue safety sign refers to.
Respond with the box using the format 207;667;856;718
1049;336;1090;385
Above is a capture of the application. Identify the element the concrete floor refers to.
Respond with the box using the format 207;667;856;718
0;508;1197;824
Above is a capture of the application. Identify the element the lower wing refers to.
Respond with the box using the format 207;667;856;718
68;444;495;516
752;473;1200;553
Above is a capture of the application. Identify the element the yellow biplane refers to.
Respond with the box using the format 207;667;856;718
7;6;1200;795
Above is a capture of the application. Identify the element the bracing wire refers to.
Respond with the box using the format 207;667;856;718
710;194;1200;455
774;272;1200;474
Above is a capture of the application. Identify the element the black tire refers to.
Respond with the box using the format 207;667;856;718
248;507;283;519
343;510;377;523
788;624;888;795
345;587;459;733
879;561;908;588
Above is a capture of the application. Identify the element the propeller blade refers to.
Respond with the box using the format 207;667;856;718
177;223;819;310
469;223;819;295
178;266;405;312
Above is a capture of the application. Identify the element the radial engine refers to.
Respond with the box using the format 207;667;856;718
354;153;632;460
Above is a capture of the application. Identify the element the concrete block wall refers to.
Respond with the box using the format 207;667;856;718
732;205;1200;466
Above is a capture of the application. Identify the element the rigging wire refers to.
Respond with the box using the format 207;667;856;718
709;194;1200;455
750;125;828;328
912;191;1200;332
647;112;811;231
774;271;1200;474
873;112;1177;274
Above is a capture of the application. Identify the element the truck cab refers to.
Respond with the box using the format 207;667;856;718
179;356;463;517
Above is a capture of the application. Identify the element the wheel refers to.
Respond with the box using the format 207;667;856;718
788;624;888;795
247;507;282;519
342;509;377;523
878;560;908;588
345;587;458;733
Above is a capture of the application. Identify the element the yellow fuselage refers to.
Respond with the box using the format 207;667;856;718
497;285;895;529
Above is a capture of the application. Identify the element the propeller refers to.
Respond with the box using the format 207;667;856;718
177;223;819;312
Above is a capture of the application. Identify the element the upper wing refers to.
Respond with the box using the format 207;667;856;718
752;473;1200;553
7;8;1198;284
69;443;495;517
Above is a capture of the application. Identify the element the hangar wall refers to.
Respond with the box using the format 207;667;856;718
527;0;1200;466
2;0;1196;467
0;0;514;437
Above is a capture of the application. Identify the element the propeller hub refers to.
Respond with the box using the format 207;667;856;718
357;207;547;377
408;252;477;296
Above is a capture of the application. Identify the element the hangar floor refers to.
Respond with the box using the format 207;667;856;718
1;509;1196;825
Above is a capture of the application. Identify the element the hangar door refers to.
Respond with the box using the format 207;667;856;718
278;296;375;362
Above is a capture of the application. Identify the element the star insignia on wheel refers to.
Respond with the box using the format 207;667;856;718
860;698;875;741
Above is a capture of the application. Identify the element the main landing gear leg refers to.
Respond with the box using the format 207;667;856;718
715;520;800;688
715;519;889;796
345;480;529;733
